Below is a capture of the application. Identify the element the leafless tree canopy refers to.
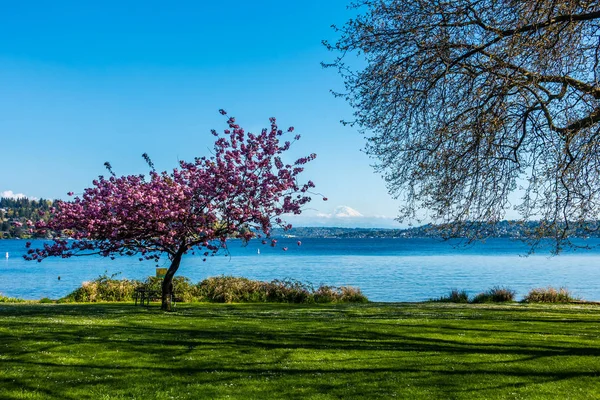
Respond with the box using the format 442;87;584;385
325;0;600;250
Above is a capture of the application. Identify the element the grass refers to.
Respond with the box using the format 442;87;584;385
1;302;600;399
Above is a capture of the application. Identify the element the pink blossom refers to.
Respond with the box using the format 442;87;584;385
25;111;320;310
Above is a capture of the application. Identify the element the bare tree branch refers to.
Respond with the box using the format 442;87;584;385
326;0;600;252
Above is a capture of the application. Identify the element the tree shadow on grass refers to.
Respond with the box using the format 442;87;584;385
1;303;600;399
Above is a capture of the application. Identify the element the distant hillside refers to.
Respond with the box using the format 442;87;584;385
274;220;600;239
0;197;57;239
3;197;598;240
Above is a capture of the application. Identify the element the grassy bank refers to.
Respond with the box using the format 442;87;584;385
1;302;599;399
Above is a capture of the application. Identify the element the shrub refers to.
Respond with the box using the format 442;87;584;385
197;276;368;304
61;275;368;304
61;272;140;302
314;285;369;303
197;276;268;303
266;278;313;303
337;285;369;303
313;285;337;303
39;297;54;304
523;287;577;303
0;294;26;303
433;289;470;303
471;286;516;303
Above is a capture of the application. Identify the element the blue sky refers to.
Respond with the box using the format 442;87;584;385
0;0;403;228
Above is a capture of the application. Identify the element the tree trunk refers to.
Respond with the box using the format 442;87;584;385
161;250;183;311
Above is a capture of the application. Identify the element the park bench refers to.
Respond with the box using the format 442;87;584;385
134;286;179;306
134;287;161;305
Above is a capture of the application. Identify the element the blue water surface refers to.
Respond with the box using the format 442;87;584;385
1;238;599;302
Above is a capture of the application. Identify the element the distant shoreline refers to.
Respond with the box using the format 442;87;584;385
2;224;600;240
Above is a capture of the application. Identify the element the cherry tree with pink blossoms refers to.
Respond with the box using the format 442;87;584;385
25;111;319;310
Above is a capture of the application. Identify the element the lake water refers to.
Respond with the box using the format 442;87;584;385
1;238;600;302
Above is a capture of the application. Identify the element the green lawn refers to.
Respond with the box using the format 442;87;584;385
1;302;599;399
